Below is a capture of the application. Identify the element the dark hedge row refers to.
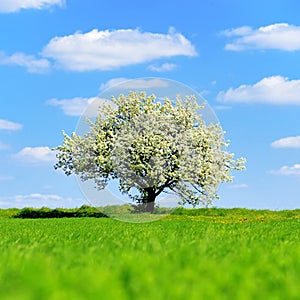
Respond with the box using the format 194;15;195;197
13;205;108;219
1;205;299;219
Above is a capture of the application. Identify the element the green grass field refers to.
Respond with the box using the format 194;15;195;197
1;208;299;299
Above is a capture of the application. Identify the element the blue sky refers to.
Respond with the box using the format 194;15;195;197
0;0;300;210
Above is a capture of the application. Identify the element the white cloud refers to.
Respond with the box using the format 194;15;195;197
223;23;300;51
0;193;84;209
0;175;14;181
217;76;300;105
0;119;23;130
13;146;56;164
99;78;129;91
99;78;170;91
47;97;113;117
0;52;50;73
214;105;232;111
228;184;248;189
223;26;253;37
48;78;171;117
47;97;95;116
147;63;177;72
15;193;63;202
42;28;197;71
272;164;300;176
271;136;300;148
0;141;10;150
0;0;65;13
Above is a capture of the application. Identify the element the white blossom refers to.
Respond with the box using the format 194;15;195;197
54;92;246;210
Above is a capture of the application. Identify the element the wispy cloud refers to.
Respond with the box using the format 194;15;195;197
99;78;129;91
47;97;112;117
42;28;197;71
0;175;14;181
13;146;56;164
147;63;177;72
0;0;65;13
271;136;300;148
0;52;50;73
14;193;64;202
0;141;10;150
217;76;300;105
99;78;170;91
222;23;300;51
214;105;232;111
0;193;83;209
47;97;95;116
271;164;300;176
227;183;248;189
49;78;173;117
0;119;23;131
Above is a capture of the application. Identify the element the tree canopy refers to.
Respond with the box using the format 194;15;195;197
54;91;245;212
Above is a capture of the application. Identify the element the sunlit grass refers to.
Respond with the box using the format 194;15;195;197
0;208;299;299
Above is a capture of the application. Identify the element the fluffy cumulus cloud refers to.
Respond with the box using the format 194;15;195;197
223;23;300;51
271;136;300;148
217;76;300;105
13;146;56;163
0;119;23;130
0;52;50;73
147;63;177;72
42;28;197;71
0;0;65;13
273;164;300;176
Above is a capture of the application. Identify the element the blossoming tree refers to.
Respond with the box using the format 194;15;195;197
54;91;245;212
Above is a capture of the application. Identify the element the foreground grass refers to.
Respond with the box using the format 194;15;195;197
0;210;299;299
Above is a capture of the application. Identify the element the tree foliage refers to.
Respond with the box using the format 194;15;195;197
54;91;245;212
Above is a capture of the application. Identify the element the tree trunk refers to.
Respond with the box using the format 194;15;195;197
145;201;155;213
144;187;156;213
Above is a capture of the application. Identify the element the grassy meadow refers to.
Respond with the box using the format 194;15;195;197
0;208;299;299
